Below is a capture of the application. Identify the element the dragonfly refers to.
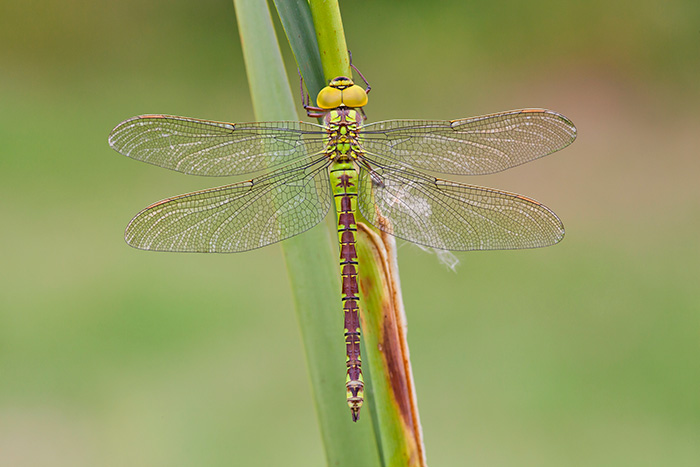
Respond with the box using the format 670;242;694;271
109;75;576;422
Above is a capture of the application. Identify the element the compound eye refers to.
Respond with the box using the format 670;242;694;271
341;85;368;108
316;86;342;109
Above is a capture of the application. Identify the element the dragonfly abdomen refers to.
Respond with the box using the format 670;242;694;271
331;159;364;422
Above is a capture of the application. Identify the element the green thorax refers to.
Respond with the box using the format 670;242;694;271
324;108;364;163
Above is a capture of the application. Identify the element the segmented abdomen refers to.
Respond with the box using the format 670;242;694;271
331;160;364;422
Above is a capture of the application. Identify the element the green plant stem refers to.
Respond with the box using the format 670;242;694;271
233;0;296;121
305;2;426;466
356;226;426;467
272;0;325;98
235;1;425;465
308;0;351;80
234;1;380;466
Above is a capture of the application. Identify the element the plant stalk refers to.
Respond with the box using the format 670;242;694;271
234;1;380;465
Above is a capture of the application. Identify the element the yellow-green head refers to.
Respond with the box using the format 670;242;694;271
316;76;368;110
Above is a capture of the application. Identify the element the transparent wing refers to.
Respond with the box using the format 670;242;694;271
357;162;564;251
360;109;576;175
109;115;327;176
125;157;331;252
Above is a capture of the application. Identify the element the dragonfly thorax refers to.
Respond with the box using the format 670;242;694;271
316;76;368;110
325;108;364;163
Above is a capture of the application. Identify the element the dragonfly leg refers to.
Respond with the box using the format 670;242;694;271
357;159;385;188
298;70;321;118
305;106;326;118
297;68;308;108
348;50;371;95
298;69;327;118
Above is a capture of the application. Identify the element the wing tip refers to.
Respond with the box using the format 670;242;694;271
538;109;578;144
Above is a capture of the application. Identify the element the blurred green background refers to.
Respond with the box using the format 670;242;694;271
1;0;698;465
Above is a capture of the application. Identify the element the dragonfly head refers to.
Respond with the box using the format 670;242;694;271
316;76;368;110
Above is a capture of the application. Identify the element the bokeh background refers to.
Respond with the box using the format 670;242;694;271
2;0;698;465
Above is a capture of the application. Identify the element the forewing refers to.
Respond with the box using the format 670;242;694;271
357;163;564;251
109;115;326;176
125;157;331;252
361;109;576;175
